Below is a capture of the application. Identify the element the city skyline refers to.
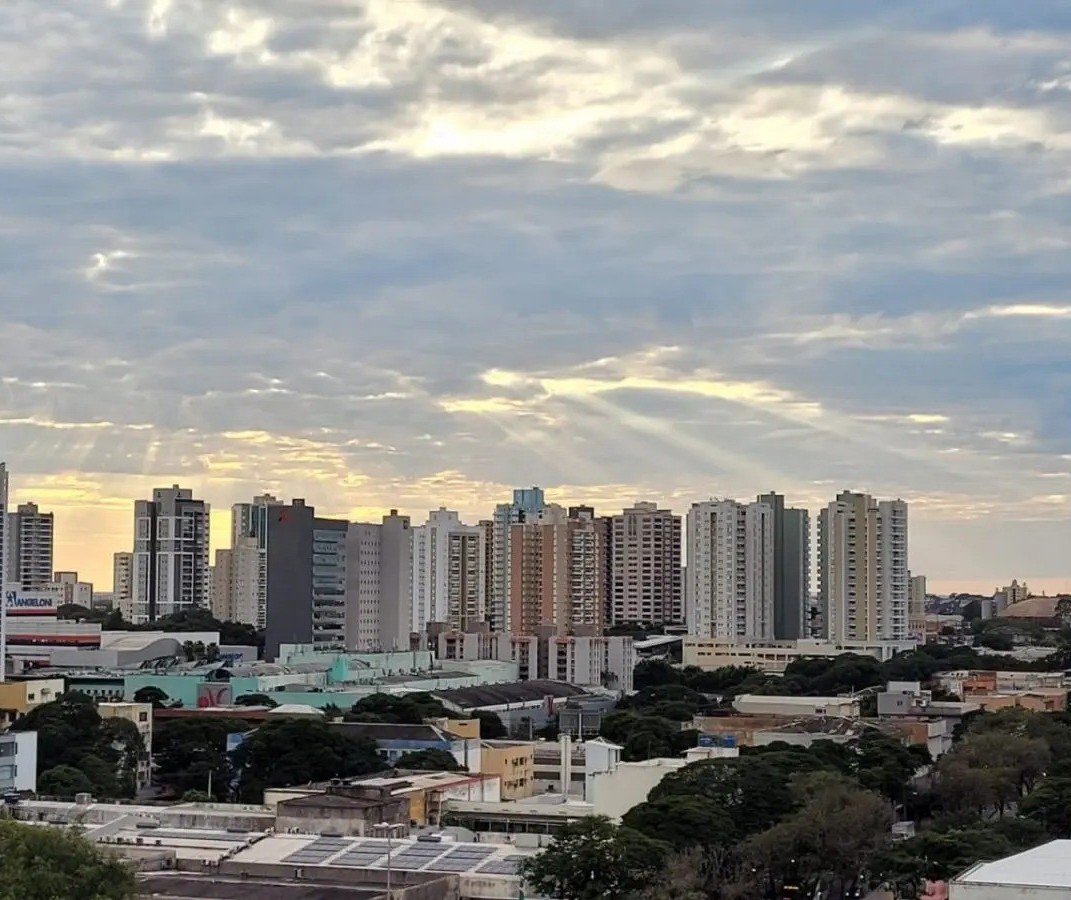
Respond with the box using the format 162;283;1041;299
3;467;1066;598
3;4;1071;595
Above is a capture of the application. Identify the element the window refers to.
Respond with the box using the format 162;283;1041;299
138;712;148;722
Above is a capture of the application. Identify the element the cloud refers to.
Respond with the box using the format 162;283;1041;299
1;0;1071;592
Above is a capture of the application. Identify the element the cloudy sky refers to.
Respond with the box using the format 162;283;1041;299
3;0;1071;594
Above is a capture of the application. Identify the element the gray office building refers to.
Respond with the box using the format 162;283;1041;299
757;493;811;640
264;499;348;661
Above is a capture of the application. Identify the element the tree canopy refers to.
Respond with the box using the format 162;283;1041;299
154;717;248;799
394;749;464;771
231;717;387;802
10;692;143;799
519;817;668;900
345;692;451;724
0;819;135;900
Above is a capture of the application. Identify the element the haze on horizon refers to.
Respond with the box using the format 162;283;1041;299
2;1;1071;596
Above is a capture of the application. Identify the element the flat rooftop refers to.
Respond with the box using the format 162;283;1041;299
136;873;384;899
231;832;532;878
955;840;1071;888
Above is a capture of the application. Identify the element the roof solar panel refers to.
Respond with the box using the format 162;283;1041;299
477;855;526;875
430;857;478;872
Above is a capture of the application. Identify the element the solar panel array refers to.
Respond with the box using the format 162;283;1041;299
430;845;496;872
477;854;526;875
334;840;393;868
389;842;447;871
282;836;352;865
280;836;522;875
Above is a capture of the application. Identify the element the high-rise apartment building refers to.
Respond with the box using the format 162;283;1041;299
230;494;277;629
509;504;609;636
491;487;546;631
49;571;93;608
131;486;210;623
0;462;7;592
757;493;811;640
113;551;134;621
909;572;927;638
610;502;682;626
818;491;909;643
412;509;485;633
6;502;54;590
264;499;347;660
211;539;260;625
686;499;774;640
346;511;413;652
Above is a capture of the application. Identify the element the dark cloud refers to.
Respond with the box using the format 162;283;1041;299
1;0;1070;589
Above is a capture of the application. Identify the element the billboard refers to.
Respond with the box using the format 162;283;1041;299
3;590;59;617
196;682;234;708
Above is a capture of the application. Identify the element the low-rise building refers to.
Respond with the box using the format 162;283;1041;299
480;740;535;800
328;722;484;771
0;730;37;792
732;694;861;718
431;680;615;736
97;702;153;789
682;637;916;673
267;772;501;828
275;785;409;837
951;839;1071;898
0;677;65;727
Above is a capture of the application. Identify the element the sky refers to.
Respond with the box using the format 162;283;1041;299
2;1;1071;595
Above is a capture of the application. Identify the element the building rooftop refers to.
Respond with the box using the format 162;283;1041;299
229;832;533;877
135;875;384;900
432;680;590;709
955;840;1071;888
329;722;450;743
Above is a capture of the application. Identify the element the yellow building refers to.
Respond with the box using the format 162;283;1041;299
428;717;481;740
480;740;535;800
97;702;153;789
0;678;65;728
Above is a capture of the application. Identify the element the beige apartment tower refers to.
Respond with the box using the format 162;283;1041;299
609;502;682;626
508;505;607;636
818;491;909;643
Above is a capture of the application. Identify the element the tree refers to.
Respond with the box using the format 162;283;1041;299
873;819;1046;898
1022;776;1071;837
181;790;212;802
633;659;680;691
735;773;893;899
234;693;278;708
346;692;449;724
628;849;711;900
472;710;507;739
0;819;135;900
38;764;96;798
936;731;1050;817
623;795;735;853
232;718;387;802
154;718;247;799
650;752;834;839
133;686;170;708
102;609;127;630
519;817;668;900
9;692;141;799
395;749;463;771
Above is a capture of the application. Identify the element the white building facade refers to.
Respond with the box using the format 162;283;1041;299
412;509;486;633
686;499;775;640
131;485;210;624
